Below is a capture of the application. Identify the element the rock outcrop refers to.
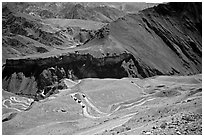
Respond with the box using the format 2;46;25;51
2;51;136;99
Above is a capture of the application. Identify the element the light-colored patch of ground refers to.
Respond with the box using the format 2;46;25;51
44;19;107;30
2;74;202;135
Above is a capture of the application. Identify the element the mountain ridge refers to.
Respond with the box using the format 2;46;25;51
2;2;202;100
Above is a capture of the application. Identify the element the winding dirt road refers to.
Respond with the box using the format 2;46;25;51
3;99;27;112
3;96;33;112
64;79;157;135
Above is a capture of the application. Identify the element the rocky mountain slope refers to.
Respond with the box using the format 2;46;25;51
109;2;201;76
2;3;72;62
2;3;108;63
5;2;125;22
6;2;157;22
63;4;124;23
2;2;202;100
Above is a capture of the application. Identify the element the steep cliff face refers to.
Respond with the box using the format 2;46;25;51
3;52;134;99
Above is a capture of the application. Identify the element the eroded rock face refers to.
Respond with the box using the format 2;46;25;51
2;72;38;98
70;24;109;45
2;52;136;99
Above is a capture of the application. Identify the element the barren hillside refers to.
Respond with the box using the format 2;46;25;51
2;2;202;135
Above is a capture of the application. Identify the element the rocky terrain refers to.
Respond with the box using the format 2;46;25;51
2;2;202;135
2;74;202;135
